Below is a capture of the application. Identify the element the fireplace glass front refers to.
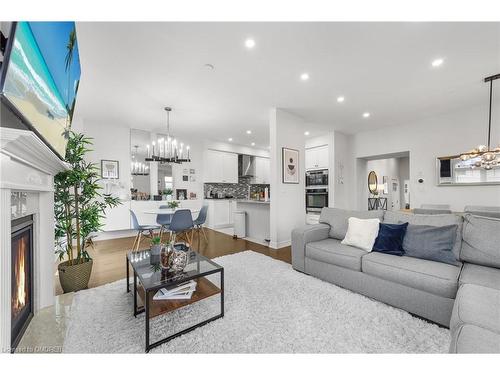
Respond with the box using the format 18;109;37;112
11;215;34;351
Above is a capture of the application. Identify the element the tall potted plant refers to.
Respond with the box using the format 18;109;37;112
54;131;120;292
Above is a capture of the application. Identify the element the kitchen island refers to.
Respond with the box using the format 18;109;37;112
235;200;270;245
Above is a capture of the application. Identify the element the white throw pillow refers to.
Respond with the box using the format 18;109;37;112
341;217;380;251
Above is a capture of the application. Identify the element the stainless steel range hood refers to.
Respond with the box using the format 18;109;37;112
238;154;255;178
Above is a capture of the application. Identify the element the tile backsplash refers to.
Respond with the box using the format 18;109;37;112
204;178;270;199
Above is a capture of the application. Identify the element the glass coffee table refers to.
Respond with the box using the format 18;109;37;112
126;248;224;352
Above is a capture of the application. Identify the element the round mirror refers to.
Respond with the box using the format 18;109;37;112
368;171;378;195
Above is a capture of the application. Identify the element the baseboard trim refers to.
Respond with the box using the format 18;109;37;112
269;240;291;249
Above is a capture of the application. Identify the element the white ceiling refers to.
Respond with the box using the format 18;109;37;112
74;22;500;148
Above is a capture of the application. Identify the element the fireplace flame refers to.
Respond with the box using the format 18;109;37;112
14;238;27;311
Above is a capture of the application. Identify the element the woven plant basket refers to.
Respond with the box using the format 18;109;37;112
58;259;93;293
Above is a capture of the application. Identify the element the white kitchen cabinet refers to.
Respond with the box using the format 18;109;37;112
204;150;238;183
204;150;222;182
254;157;270;184
222;152;238;183
305;145;328;170
205;199;234;229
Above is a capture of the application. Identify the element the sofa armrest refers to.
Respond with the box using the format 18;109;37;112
291;223;330;272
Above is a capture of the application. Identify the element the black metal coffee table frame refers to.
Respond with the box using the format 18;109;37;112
126;251;224;352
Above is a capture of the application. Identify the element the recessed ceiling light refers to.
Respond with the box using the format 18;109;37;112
251;142;255;146
363;112;370;118
300;73;309;81
304;131;310;136
245;38;256;49
228;138;233;142
246;130;252;134
337;96;345;103
431;58;444;67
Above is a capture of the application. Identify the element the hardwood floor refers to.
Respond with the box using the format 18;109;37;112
55;228;291;295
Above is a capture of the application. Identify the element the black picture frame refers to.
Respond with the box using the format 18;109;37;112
282;147;299;184
101;159;119;179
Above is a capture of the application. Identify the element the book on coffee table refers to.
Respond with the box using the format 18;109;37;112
153;280;197;300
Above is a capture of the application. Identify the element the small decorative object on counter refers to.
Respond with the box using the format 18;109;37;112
163;188;173;201
150;236;162;255
167;200;180;209
160;242;174;270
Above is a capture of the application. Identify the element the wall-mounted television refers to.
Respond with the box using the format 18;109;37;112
0;22;81;159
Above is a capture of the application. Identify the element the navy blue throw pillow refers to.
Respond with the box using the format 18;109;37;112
372;222;409;256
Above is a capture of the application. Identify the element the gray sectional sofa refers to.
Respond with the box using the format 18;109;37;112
291;208;500;353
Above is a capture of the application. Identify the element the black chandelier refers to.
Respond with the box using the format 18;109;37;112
145;107;191;164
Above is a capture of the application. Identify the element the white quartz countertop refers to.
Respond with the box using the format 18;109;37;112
236;199;270;205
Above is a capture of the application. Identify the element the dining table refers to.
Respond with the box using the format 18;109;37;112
142;208;200;215
142;207;201;249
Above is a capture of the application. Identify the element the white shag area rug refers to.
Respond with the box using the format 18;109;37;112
63;251;450;353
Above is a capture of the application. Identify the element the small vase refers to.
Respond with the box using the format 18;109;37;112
151;244;162;256
160;243;173;269
169;248;188;273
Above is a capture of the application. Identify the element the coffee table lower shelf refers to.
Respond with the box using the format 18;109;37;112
132;273;224;352
136;277;221;318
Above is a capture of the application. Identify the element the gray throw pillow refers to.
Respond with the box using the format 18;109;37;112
402;224;459;266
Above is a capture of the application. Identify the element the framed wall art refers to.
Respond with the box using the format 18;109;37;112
101;160;119;179
282;147;299;184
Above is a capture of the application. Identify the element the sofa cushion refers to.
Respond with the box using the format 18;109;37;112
459;263;500;291
361;252;460;298
450;324;500;353
461;214;500;268
341;217;380;251
450;283;500;334
373;222;408;256
305;238;367;271
464;205;500;219
383;211;462;261
319;207;384;240
402;224;459;266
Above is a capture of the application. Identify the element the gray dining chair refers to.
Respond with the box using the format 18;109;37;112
192;205;209;242
156;205;173;242
130;210;161;251
169;209;194;245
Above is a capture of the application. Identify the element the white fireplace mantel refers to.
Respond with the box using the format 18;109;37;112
0;128;69;192
0;127;68;352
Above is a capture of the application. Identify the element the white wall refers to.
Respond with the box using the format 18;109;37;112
269;108;306;249
83;120;131;200
332;131;355;209
349;104;500;211
398;157;410;206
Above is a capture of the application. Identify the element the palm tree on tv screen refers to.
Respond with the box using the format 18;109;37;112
63;28;77;138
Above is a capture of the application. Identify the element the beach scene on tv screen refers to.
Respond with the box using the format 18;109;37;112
2;21;81;158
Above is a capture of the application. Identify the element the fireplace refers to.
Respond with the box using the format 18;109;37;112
10;215;34;352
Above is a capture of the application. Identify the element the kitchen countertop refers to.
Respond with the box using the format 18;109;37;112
236;199;270;205
204;197;236;200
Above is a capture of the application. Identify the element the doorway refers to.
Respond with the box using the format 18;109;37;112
357;151;410;211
